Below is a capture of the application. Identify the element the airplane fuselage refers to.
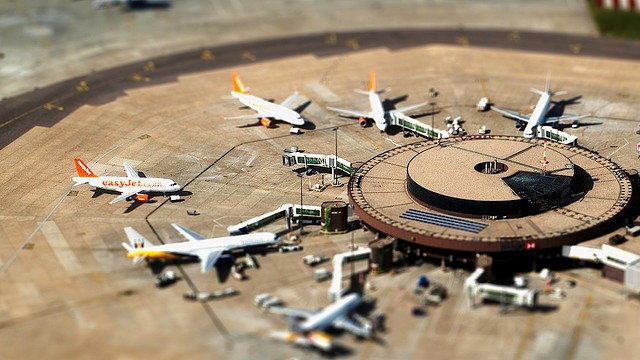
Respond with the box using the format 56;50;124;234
297;293;361;332
231;91;305;126
73;176;180;194
523;92;552;138
127;232;278;260
368;91;387;131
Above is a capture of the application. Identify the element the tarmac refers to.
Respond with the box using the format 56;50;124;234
1;38;640;358
1;2;640;359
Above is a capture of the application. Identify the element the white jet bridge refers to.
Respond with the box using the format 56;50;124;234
282;152;356;180
227;204;321;235
328;247;372;301
388;111;450;139
464;268;538;309
537;126;577;145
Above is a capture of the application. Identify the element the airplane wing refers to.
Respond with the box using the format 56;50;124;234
109;189;140;205
490;106;530;122
332;316;372;338
267;306;314;320
327;107;368;118
171;223;206;242
194;249;223;273
392;101;430;114
280;91;299;108
224;114;264;120
545;114;591;124
354;88;389;95
122;162;140;178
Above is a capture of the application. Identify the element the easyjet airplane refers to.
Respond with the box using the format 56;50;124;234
327;70;429;132
72;158;181;205
225;72;306;128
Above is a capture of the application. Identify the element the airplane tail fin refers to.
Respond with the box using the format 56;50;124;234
232;72;248;94
74;158;97;177
534;74;566;97
124;227;155;249
368;69;376;92
123;227;155;264
545;73;551;93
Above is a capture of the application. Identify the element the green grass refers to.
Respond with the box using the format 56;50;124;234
588;0;640;40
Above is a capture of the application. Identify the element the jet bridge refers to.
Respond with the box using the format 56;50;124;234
282;152;356;177
388;111;450;139
227;203;321;235
464;267;538;308
328;247;372;301
538;126;577;145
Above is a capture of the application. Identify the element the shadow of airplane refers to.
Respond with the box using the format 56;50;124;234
547;95;582;117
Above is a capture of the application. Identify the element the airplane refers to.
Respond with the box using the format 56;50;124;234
225;72;306;128
490;77;591;138
267;292;374;352
72;158;181;205
327;70;429;132
121;224;279;273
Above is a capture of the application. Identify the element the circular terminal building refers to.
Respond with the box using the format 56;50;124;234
348;136;633;254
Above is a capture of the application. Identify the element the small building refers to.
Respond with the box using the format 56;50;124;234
320;201;349;234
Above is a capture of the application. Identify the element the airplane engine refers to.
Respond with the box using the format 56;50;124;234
516;121;524;129
260;118;272;128
135;194;149;202
358;117;368;127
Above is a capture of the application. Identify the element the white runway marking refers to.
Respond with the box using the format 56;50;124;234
305;81;341;103
383;136;402;147
605;138;628;160
41;221;83;275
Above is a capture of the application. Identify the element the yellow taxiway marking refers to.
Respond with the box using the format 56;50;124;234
513;313;536;360
325;33;337;45
201;49;215;60
570;43;582;54
508;31;521;43
43;103;64;111
456;36;470;47
565;293;593;360
242;51;256;62
75;81;89;92
345;39;360;50
143;61;155;72
132;73;151;82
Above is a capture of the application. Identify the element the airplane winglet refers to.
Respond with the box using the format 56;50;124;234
232;72;248;94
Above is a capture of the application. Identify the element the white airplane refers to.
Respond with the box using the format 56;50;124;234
225;72;305;128
121;224;279;273
268;292;373;352
72;158;181;205
491;78;590;138
327;70;429;132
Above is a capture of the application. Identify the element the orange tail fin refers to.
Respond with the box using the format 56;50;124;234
232;72;248;94
368;69;376;92
74;158;97;177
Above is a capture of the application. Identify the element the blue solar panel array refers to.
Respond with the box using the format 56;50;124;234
400;209;487;233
